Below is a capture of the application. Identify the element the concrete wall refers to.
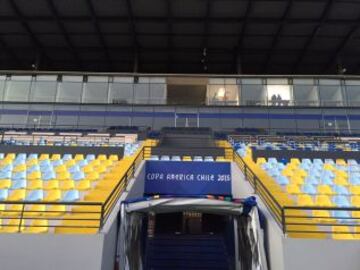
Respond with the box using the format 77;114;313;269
283;238;360;270
0;233;104;270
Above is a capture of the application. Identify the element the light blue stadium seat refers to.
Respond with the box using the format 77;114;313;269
313;159;323;165
268;158;277;164
62;190;80;202
28;165;41;173
28;153;38;160
333;185;349;195
150;155;159;161
12;171;26;181
72;171;85;181
325;159;335;165
261;163;272;170
302;184;317;195
39;160;51;167
77;159;88;167
11;180;26;190
268;168;280;177
26;190;44;201
349;176;360;185
51;159;63;166
68;165;80;173
333;196;350;207
0;171;12;179
0;153;4;159
193;156;203;162
160;156;170;161
42;170;56;181
300;163;311;170
276;175;289;185
306;176;320;185
62;154;72;161
204;156;214;162
171;156;181;161
0;189;8;200
348;159;358;166
86;154;96;161
1;164;13;173
333;210;350;221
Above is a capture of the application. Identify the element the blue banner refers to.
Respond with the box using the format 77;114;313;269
144;161;232;196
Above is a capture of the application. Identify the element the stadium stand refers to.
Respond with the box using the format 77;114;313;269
232;137;360;239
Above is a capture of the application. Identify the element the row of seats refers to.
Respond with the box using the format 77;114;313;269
148;155;228;162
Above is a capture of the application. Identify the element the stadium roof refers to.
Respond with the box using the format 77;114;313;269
1;0;360;75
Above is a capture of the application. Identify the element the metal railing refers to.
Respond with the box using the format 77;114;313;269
0;147;145;233
233;151;360;238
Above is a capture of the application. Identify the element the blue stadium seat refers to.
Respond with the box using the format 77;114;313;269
11;180;26;189
62;190;80;202
302;184;317;195
0;189;8;200
333;196;350;207
26;190;44;201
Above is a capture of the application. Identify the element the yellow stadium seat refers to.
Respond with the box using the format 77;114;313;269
22;219;48;234
351;196;360;207
290;175;304;185
5;205;23;217
27;180;43;190
43;180;59;190
0;179;11;189
101;159;113;167
26;159;38;166
323;163;335;170
65;159;76;167
60;180;75;190
57;171;71;181
336;159;347;166
51;154;61;160
76;180;91;191
350;186;360;195
83;165;93;173
335;170;348;178
5;153;16;160
317;185;335;195
332;226;354;240
27;171;41;180
183;156;192;161
84;190;108;202
109;155;118;161
44;190;62;202
94;165;107;173
86;171;100;182
0;219;22;233
315;195;333;207
45;205;66;217
282;169;294;177
90;159;101;166
25;205;46;217
297;194;314;206
39;154;49;160
7;190;26;201
290;158;300;165
55;165;67;173
334;177;348;186
13;164;26;172
313;210;332;222
75;154;84;161
286;184;301;194
97;154;107;161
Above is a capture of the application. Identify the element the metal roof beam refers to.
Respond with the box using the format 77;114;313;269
292;0;334;73
85;0;113;70
124;0;140;72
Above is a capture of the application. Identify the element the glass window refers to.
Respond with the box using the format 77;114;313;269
293;79;319;106
133;77;150;104
149;83;167;104
109;77;134;104
0;75;6;101
319;79;343;106
30;75;58;102
345;80;360;106
57;76;83;103
83;76;109;103
240;79;266;105
4;75;32;102
206;82;239;106
267;84;292;106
